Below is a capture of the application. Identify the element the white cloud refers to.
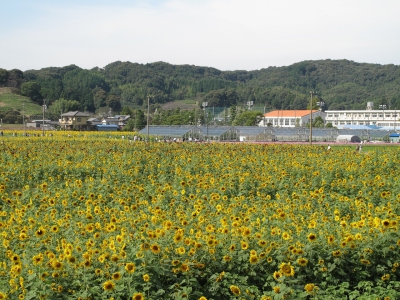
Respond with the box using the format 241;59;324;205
1;0;399;71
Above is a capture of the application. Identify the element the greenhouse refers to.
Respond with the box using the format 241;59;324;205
197;126;238;141
139;125;202;141
235;126;271;142
139;126;396;143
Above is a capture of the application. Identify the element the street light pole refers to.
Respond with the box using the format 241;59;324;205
202;102;208;141
42;99;46;136
309;92;316;145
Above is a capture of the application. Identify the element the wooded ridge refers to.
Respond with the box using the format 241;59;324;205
1;59;399;113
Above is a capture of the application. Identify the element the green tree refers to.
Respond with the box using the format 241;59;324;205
233;110;263;126
313;116;325;127
7;69;24;88
20;82;42;104
106;95;122;112
124;109;146;130
0;110;23;124
0;68;8;86
120;106;133;116
93;87;107;110
49;99;80;114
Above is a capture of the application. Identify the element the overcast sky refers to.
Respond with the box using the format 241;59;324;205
1;0;399;71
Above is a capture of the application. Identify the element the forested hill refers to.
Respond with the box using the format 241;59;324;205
1;59;399;113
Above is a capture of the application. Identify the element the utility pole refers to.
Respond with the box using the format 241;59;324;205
23;102;25;136
147;95;150;141
202;102;208;141
309;92;316;145
42;99;47;136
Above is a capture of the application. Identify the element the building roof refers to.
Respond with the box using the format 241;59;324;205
263;110;320;118
61;111;90;117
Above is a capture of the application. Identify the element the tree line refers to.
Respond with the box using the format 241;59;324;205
1;59;400;121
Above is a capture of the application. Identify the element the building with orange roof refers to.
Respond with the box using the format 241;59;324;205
258;109;325;127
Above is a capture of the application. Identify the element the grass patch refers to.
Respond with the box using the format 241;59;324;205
161;99;199;110
0;87;43;116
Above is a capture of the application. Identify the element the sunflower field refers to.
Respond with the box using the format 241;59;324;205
0;131;400;300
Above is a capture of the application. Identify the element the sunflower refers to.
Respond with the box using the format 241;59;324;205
332;250;342;257
174;234;183;243
125;263;135;274
143;274;150;282
95;268;103;276
103;280;115;291
279;262;295;277
221;254;231;262
297;257;308;267
131;293;145;300
68;256;76;264
35;228;46;237
282;232;290;240
171;260;180;266
176;247;185;255
273;286;280;294
51;260;63;270
230;285;241;295
382;220;391;228
273;271;282;281
241;241;249;250
150;244;161;254
112;272;121;281
307;233;317;242
249;255;258;264
381;274;390;281
32;254;43;265
304;283;316;293
360;259;370;265
180;264;190;272
0;292;6;300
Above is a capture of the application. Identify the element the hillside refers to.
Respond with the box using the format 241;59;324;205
0;87;43;116
1;60;399;116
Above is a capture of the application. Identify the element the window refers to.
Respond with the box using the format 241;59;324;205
285;119;289;125
77;118;81;122
372;114;377;117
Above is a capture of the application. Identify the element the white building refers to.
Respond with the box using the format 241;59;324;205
258;110;325;127
325;102;399;129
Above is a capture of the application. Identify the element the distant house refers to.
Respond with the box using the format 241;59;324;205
258;110;325;127
60;111;91;130
102;115;130;128
26;120;52;128
26;119;58;130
